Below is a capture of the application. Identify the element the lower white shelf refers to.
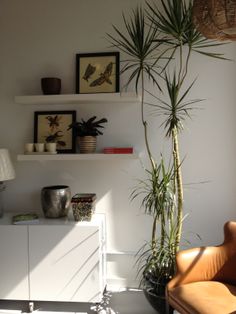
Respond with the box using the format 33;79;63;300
17;153;138;161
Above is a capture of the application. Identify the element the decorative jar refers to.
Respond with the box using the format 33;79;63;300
71;193;96;221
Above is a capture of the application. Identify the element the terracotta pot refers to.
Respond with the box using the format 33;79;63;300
78;136;97;153
41;77;61;95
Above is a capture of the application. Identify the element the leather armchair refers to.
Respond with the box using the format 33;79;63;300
166;221;236;314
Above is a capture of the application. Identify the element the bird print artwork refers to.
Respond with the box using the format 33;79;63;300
83;63;96;82
90;62;113;87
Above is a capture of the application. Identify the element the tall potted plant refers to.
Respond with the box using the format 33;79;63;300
108;0;226;312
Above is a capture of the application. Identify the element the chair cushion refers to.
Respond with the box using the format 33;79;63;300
168;281;236;314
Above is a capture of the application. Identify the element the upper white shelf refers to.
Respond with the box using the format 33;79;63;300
15;92;140;105
17;153;139;161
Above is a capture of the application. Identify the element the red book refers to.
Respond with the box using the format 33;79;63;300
103;147;133;154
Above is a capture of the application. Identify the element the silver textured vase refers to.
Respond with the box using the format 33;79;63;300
41;185;71;218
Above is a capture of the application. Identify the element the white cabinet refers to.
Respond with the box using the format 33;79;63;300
29;224;103;302
0;226;28;300
0;214;106;303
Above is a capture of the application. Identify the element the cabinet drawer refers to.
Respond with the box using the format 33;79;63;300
0;226;28;300
28;225;102;302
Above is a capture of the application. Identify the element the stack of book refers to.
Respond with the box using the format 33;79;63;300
103;147;133;154
12;213;39;225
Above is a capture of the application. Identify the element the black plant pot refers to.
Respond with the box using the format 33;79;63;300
143;274;173;314
144;287;173;314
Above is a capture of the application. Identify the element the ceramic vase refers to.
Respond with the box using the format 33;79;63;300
41;77;61;95
41;185;71;218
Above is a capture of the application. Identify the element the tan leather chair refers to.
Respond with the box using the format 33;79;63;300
166;221;236;314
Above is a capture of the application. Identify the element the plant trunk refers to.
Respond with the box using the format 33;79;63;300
160;211;165;249
152;212;158;251
141;68;156;172
172;127;183;253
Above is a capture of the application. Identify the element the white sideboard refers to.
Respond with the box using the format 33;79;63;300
0;225;29;299
0;213;106;303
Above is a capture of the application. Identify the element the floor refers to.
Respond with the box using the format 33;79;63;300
0;290;163;314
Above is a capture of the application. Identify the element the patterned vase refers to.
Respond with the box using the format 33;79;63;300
78;136;97;153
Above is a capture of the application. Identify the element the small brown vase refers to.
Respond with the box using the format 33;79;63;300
78;136;97;153
41;77;61;95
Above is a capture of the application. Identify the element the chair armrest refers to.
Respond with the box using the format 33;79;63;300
167;221;236;295
167;245;227;290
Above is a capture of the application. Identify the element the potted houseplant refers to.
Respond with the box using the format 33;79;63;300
108;0;226;312
132;159;176;313
68;116;107;153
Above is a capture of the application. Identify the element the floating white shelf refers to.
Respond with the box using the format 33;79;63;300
17;153;139;161
15;92;140;105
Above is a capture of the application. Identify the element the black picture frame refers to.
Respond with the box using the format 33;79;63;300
34;111;76;154
76;52;120;94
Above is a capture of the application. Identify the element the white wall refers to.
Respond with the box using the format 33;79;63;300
0;0;236;289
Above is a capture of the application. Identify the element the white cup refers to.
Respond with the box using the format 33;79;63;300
46;143;57;153
35;143;45;152
25;143;34;153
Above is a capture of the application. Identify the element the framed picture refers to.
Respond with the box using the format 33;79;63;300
34;111;76;154
76;52;120;94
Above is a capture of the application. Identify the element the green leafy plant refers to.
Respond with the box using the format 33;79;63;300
145;0;226;253
107;0;228;306
107;7;162;93
68;116;108;137
132;159;177;288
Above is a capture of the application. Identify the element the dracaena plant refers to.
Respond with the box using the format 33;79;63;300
146;0;226;253
131;158;178;288
107;0;227;295
107;7;162;172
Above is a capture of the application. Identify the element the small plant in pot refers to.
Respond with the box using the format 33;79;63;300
68;116;107;153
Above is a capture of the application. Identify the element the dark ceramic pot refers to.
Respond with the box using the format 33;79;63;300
143;274;173;314
144;287;173;314
41;77;61;95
